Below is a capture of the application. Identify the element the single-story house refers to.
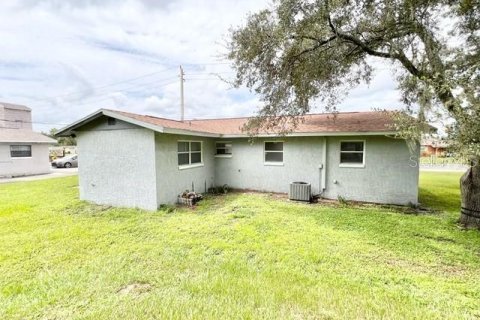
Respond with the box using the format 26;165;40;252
0;103;56;178
421;138;448;157
56;109;420;210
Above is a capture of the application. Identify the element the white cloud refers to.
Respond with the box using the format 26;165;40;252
0;0;403;132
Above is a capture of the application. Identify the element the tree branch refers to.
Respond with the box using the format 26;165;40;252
289;35;337;61
327;16;426;79
326;15;462;115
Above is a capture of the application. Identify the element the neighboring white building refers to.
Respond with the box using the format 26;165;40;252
0;103;56;178
57;108;420;210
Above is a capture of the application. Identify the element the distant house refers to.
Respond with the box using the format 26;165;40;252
0;103;56;178
56;109;420;210
421;138;448;157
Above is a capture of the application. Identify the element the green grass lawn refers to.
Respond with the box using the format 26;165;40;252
1;172;479;319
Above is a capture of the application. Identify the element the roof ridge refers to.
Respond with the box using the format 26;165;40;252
106;108;392;123
106;108;192;124
57;108;398;137
187;110;386;122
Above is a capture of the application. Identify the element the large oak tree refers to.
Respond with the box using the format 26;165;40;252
227;0;480;227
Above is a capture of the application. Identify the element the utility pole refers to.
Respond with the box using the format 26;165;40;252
179;65;185;122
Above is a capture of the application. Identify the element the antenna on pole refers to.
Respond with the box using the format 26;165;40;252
179;65;185;122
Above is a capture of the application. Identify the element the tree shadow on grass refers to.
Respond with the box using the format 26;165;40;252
419;186;460;214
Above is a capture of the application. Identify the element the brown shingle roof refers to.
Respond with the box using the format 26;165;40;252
110;109;395;135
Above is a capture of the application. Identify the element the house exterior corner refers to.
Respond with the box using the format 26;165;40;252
76;117;158;210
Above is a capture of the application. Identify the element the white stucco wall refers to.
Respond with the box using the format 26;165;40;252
0;143;51;178
154;133;216;205
215;136;419;205
76;118;157;210
214;137;326;195
323;136;419;205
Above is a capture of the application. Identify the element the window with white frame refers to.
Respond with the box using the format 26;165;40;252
178;141;202;166
340;141;365;166
215;142;232;156
264;141;283;163
10;145;32;158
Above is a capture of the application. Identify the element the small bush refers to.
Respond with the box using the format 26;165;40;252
158;204;176;214
337;196;349;206
208;184;230;194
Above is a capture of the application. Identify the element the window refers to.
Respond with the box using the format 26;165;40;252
264;141;283;164
178;141;202;167
215;142;232;157
10;145;32;158
107;117;116;126
340;141;365;167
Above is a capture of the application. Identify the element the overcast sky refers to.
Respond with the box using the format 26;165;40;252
0;0;402;132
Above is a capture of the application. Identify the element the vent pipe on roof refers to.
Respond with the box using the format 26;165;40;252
180;65;185;122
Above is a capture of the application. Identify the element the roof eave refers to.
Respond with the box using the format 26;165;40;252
55;109;105;137
162;127;220;137
55;109;166;137
0;140;56;144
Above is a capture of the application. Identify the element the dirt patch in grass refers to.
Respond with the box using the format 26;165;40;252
117;283;153;296
414;233;457;243
382;257;467;277
311;197;438;215
64;202;112;215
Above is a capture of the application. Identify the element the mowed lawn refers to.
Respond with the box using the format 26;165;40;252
1;172;479;319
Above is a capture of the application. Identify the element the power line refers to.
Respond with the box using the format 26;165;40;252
185;71;235;76
26;77;179;109
183;62;231;66
185;78;228;81
49;76;179;105
32;63;232;103
35;66;179;102
59;78;179;107
0;78;180;127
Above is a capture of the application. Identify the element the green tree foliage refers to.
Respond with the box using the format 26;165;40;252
47;128;76;146
227;0;479;160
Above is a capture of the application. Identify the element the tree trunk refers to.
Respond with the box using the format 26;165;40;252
460;164;480;228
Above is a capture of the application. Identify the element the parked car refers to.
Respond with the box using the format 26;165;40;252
51;155;78;168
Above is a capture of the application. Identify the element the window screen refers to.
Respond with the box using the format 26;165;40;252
177;141;202;166
340;141;364;164
216;142;232;155
10;145;32;157
264;142;283;163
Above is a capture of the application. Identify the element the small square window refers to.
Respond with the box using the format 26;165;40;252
107;117;116;126
264;141;283;164
215;142;232;156
177;141;202;167
340;141;365;166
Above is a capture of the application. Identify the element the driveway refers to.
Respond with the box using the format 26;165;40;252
0;168;78;184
